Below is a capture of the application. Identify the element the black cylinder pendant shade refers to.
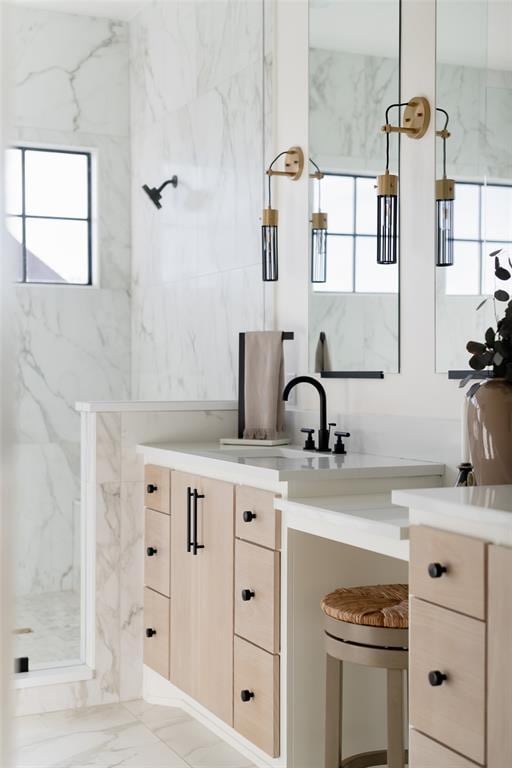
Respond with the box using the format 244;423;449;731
262;208;278;281
311;212;328;283
376;172;398;265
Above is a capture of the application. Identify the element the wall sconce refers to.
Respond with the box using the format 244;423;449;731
142;175;178;209
262;147;304;281
377;97;431;265
435;108;455;267
310;158;328;283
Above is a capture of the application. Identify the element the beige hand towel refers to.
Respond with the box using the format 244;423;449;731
243;331;285;440
314;331;331;373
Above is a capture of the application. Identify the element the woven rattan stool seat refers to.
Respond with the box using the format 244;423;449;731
321;584;409;629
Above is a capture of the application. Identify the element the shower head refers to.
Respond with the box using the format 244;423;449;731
142;175;178;209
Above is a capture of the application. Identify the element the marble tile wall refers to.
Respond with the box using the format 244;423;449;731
10;8;131;597
15;406;237;716
129;0;267;401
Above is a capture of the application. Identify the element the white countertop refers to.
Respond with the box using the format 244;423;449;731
276;494;410;560
76;400;237;413
137;441;444;492
393;485;512;545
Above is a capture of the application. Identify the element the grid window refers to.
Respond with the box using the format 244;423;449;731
6;146;92;285
313;173;398;294
446;181;512;296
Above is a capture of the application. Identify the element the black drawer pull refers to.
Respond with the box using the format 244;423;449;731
243;510;256;523
146;546;158;557
192;490;205;555
187;487;193;553
147;483;158;494
428;670;447;687
240;689;254;702
241;589;255;602
146;628;157;638
428;562;448;579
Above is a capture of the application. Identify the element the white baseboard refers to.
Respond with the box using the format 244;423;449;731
143;666;286;768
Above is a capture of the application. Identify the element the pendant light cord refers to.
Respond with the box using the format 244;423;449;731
436;107;450;178
266;150;289;208
384;102;409;172
309;157;323;212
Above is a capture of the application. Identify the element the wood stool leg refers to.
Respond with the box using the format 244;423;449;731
325;652;342;768
386;669;405;768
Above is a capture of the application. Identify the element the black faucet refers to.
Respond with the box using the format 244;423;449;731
282;375;331;452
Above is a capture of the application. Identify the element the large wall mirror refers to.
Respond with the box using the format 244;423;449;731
308;0;401;376
436;0;512;372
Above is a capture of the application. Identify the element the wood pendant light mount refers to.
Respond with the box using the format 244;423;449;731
381;96;431;140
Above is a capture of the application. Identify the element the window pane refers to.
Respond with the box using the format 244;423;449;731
355;237;398;293
483;185;512;242
6;216;24;282
313;235;353;292
26;219;89;284
454;183;480;240
25;150;88;219
445;241;480;295
6;148;22;215
355;177;377;235
482;243;511;296
322;175;354;233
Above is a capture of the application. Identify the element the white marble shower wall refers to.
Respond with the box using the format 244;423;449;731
129;0;267;401
10;7;131;597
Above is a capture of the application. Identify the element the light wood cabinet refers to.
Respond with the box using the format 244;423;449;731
236;485;281;550
410;730;479;768
170;470;235;726
487;544;512;768
234;635;280;758
144;464;171;514
144;586;170;679
410;598;486;765
235;539;280;654
144;508;171;597
410;526;486;619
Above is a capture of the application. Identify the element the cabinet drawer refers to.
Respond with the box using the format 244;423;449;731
144;508;171;597
235;539;280;654
144;587;170;679
410;730;480;768
410;526;486;619
236;486;280;550
410;598;486;765
144;465;171;514
234;636;279;758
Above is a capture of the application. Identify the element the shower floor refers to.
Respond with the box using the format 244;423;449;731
15;590;81;669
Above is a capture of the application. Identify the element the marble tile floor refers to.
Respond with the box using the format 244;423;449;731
15;590;81;669
16;700;256;768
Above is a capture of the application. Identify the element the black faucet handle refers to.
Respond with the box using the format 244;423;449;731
300;427;316;451
333;431;350;455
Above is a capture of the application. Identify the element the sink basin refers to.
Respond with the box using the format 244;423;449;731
217;445;308;459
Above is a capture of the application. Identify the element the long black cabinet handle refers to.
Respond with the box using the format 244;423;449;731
187;487;193;553
193;489;205;556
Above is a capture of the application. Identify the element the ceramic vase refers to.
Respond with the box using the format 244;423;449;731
467;378;512;485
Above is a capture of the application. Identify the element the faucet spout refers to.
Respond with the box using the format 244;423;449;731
282;375;330;451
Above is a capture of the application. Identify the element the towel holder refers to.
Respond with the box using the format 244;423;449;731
238;332;294;439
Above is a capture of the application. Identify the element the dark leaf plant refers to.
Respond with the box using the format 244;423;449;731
461;249;512;392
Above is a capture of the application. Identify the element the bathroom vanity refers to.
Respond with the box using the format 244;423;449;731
393;486;512;768
138;441;444;767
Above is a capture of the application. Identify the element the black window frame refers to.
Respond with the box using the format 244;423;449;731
448;179;512;296
314;171;399;295
8;145;93;286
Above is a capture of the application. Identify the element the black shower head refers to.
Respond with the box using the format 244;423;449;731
142;184;163;209
142;176;178;209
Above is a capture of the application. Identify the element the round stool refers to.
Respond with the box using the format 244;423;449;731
322;584;409;768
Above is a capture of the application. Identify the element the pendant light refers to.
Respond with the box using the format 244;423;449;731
261;147;304;282
435;108;455;267
377;97;431;265
310;158;328;283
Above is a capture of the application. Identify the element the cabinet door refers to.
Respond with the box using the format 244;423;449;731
488;544;512;768
170;471;235;725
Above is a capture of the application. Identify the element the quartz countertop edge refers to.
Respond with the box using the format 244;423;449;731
275;495;410;541
393;485;512;545
76;400;238;413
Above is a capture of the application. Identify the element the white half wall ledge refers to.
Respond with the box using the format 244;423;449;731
75;400;238;413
